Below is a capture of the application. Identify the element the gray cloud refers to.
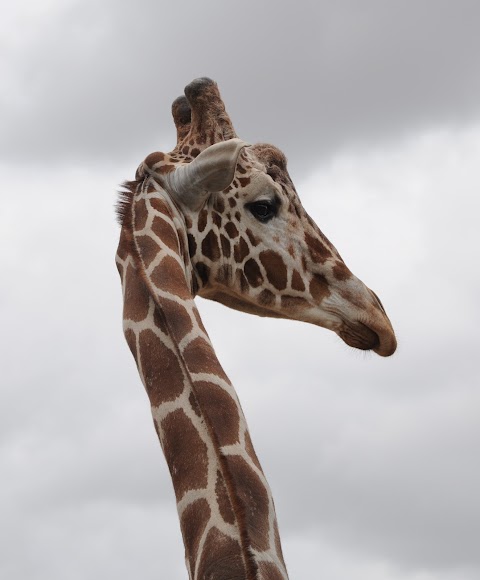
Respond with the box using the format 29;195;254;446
2;0;480;169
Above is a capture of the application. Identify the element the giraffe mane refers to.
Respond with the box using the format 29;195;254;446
115;179;137;229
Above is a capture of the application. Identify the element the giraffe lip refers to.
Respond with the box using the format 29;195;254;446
338;321;380;352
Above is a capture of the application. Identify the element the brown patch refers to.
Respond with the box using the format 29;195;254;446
183;337;229;382
161;299;193;340
149;196;170;214
228;197;237;208
238;177;251;187
233;237;250;263
138;329;185;406
180;498;211;567
225;222;239;239
245;229;259;247
135;234;160;269
214;197;225;213
194;381;240;446
259;289;275;306
244;259;263;288
235;211;241;221
333;260;351;281
291;270;306;292
133;198;149;231
220;234;231;258
187;233;197;258
124;328;138;362
258;562;286;580
198;209;208;232
150;256;190;300
191;147;200;157
226;455;270;552
215;471;236;525
196;528;247;580
301;255;308;272
237;164;247;174
161;409;208;501
260;251;288;290
305;232;332;264
151;216;178;251
202;230;221;262
309;273;330;302
124;263;150;321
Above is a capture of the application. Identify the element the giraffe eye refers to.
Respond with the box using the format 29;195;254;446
247;200;277;223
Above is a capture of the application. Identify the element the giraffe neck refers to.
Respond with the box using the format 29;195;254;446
116;187;288;579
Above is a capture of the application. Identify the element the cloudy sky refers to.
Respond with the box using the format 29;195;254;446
1;1;479;579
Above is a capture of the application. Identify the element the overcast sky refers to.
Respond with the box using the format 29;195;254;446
1;2;480;579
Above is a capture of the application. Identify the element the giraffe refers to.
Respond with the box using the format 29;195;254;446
115;77;396;580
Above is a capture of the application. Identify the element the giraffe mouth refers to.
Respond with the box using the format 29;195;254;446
338;321;380;352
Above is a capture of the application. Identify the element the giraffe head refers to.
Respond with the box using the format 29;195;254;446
133;78;396;357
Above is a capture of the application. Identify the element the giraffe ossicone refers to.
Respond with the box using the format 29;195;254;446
116;77;396;580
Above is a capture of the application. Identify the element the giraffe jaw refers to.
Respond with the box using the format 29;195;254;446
202;286;396;356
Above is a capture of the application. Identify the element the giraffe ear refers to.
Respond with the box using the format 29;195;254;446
162;138;249;211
